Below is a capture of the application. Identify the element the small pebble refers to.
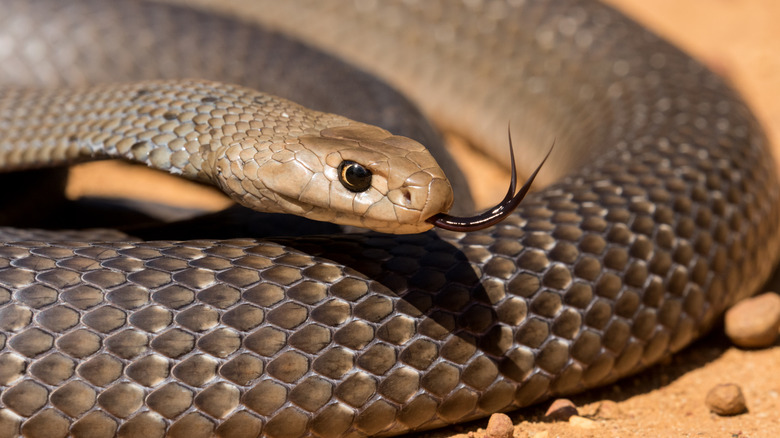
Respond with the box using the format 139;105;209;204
705;383;748;416
569;415;597;429
592;400;622;419
544;399;578;421
725;292;780;348
485;413;513;438
531;432;549;438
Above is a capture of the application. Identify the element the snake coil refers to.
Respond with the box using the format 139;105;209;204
0;1;778;437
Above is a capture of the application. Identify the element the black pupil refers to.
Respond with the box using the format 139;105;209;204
339;161;372;192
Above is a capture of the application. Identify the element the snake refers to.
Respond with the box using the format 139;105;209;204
0;0;778;437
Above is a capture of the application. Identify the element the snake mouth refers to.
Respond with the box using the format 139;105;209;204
273;192;316;215
426;131;553;232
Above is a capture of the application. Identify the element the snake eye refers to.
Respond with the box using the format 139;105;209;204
338;160;372;192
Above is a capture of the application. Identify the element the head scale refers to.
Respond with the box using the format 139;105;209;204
207;118;454;234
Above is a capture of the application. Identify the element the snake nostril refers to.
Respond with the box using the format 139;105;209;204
402;189;412;205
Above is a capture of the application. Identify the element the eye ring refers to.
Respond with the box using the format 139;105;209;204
338;160;372;192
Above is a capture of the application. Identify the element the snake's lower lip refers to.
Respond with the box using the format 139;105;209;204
273;192;313;213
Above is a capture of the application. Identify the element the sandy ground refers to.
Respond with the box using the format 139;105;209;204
64;1;780;437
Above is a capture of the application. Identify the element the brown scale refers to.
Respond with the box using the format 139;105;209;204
0;0;779;437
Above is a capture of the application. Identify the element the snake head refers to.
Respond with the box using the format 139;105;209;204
207;121;454;234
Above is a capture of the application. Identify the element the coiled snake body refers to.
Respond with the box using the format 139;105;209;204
0;1;779;437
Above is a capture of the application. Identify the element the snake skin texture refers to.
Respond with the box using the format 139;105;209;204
1;0;780;437
0;79;455;234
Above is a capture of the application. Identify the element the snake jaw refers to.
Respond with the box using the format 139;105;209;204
202;119;455;234
427;133;553;232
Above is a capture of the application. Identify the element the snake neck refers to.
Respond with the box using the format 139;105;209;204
0;79;345;183
0;78;455;232
0;80;207;180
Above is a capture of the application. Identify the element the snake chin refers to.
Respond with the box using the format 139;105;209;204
271;190;443;235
